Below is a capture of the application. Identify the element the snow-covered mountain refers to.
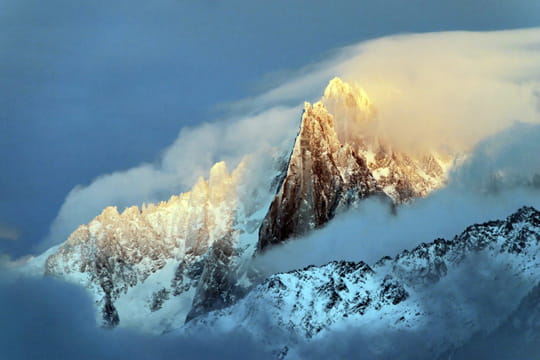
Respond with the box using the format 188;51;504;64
43;159;282;331
36;77;452;332
187;206;540;359
21;75;540;359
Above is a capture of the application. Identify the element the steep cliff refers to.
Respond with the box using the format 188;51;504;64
258;78;450;251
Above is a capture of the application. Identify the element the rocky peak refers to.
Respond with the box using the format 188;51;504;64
257;78;450;252
322;77;376;145
37;77;452;332
323;77;374;113
300;101;341;153
257;99;382;251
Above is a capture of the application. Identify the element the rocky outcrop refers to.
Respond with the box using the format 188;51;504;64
185;230;240;322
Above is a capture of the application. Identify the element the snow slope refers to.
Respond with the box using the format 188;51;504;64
188;206;540;359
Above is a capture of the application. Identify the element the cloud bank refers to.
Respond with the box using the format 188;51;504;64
256;122;540;275
43;27;540;254
243;28;540;153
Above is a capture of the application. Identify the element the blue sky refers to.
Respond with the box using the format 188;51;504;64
2;0;540;257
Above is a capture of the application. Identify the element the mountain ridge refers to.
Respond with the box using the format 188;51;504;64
186;206;540;358
35;77;452;332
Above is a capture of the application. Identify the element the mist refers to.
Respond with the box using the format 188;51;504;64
255;122;540;275
336;29;540;153
247;28;540;154
0;224;19;241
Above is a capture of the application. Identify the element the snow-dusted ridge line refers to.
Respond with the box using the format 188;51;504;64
187;206;540;358
41;156;285;332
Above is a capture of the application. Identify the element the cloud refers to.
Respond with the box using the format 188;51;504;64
41;106;300;250
0;272;273;360
337;29;540;153
42;27;540;253
0;224;20;241
255;122;540;275
249;29;540;154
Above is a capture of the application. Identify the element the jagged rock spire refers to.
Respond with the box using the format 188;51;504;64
257;100;383;251
257;78;450;252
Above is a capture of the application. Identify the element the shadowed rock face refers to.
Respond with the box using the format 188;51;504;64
257;81;449;251
185;229;240;322
258;101;385;251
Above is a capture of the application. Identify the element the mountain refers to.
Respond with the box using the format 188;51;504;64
186;206;540;359
257;100;384;251
22;76;540;359
35;77;451;332
258;78;450;251
43;159;282;331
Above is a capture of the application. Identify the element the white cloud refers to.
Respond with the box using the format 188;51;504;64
240;28;540;153
42;28;540;251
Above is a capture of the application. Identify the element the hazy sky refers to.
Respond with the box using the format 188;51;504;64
2;0;540;257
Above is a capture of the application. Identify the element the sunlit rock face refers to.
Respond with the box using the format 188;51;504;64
257;100;384;251
258;77;451;251
323;78;450;202
44;160;277;331
48;160;241;268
